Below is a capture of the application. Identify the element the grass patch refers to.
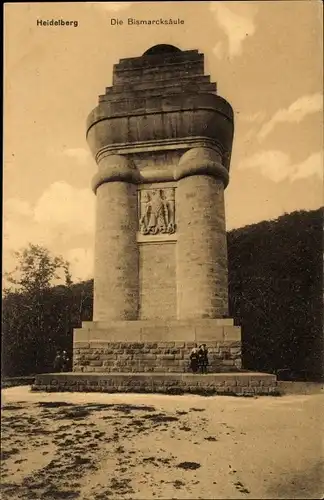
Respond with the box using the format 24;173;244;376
179;426;192;432
234;480;250;494
177;461;201;470
38;402;72;408
44;485;80;499
173;479;186;489
2;405;24;411
142;413;179;423
56;408;91;419
110;477;134;493
1;448;20;460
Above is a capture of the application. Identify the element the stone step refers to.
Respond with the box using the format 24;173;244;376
112;60;204;85
74;322;240;343
105;75;211;93
32;371;278;396
116;50;201;70
99;84;217;103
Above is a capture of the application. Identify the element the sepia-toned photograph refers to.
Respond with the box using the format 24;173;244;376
2;1;323;499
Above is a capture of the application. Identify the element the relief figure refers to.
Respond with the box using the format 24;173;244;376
140;188;176;235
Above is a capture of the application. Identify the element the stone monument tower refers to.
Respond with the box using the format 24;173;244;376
73;44;242;374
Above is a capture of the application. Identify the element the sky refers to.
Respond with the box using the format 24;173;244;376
4;1;323;283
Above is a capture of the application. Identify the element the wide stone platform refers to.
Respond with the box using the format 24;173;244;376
32;372;278;396
75;319;240;343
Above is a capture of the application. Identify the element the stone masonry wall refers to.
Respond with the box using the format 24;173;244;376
73;341;241;373
139;242;176;320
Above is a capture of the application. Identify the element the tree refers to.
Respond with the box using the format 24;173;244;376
228;208;323;380
2;244;73;376
5;244;72;293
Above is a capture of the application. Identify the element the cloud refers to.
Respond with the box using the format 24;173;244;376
87;2;132;12
239;150;323;183
210;2;257;58
3;199;55;274
258;93;323;139
3;197;47;248
67;248;94;282
290;152;323;182
212;41;225;60
61;148;92;165
239;111;266;123
240;150;290;182
34;181;95;234
3;182;95;280
4;198;33;218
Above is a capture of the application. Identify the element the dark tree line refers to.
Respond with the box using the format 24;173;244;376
228;208;323;380
2;245;93;377
2;209;323;380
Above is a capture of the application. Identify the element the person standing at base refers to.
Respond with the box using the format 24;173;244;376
61;351;70;372
53;350;63;372
189;343;199;373
198;344;209;374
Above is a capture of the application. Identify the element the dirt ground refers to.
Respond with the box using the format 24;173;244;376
1;387;323;500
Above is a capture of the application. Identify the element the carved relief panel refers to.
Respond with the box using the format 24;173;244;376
139;188;176;235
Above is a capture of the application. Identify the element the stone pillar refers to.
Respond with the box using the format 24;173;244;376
175;147;229;320
91;154;139;321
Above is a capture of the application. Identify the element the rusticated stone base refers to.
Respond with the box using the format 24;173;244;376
73;319;242;374
73;341;241;373
32;372;278;396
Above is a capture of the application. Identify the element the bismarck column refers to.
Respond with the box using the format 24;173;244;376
73;44;241;374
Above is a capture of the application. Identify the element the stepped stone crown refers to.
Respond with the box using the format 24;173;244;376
86;44;234;174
